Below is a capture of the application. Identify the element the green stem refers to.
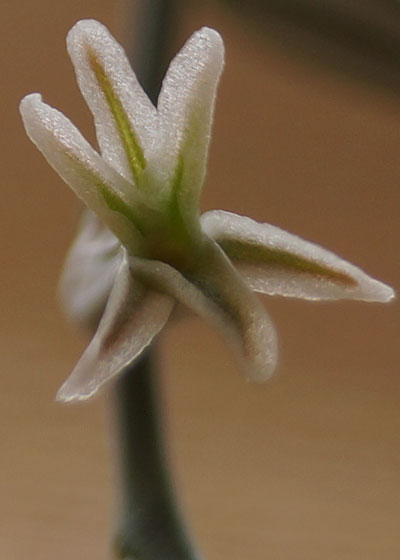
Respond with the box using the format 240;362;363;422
114;350;201;560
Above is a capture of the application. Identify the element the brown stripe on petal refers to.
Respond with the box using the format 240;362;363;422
100;287;142;354
184;242;257;350
61;149;146;250
219;238;358;288
184;242;276;379
87;48;146;182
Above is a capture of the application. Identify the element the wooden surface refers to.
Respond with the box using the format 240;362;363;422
1;1;399;558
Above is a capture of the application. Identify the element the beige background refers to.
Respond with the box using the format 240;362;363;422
1;1;399;559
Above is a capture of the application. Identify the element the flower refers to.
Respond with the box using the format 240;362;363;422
20;20;394;402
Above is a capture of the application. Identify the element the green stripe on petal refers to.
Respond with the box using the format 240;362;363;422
62;148;146;239
20;94;143;253
166;154;199;241
67;20;157;183
88;49;146;182
99;184;139;227
155;27;224;225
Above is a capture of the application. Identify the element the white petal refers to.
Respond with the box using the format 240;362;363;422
130;239;277;382
201;210;395;302
67;19;158;182
59;211;121;329
153;27;224;219
20;93;144;251
57;251;174;402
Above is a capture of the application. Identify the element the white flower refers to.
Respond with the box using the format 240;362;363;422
20;20;394;402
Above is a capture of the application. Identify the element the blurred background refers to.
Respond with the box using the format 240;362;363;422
1;1;399;558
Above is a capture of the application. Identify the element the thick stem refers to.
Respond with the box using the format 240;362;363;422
114;351;201;560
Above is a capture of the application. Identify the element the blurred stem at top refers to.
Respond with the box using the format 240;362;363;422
126;0;177;104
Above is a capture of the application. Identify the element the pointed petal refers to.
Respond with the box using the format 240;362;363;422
20;93;145;251
201;210;395;302
57;251;174;402
59;211;121;329
67;19;158;183
131;240;277;382
154;27;224;221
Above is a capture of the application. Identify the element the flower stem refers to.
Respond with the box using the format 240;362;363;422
114;350;201;560
113;3;201;558
126;0;178;105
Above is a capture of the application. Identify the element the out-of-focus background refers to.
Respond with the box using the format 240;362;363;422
1;1;399;558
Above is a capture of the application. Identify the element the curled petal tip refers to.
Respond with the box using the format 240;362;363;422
367;280;396;303
195;26;225;59
19;92;39;105
66;20;111;62
67;18;106;41
56;383;96;403
55;382;76;403
19;93;42;118
385;286;396;302
55;336;103;403
245;324;278;383
246;357;277;384
55;387;78;403
198;26;223;42
354;271;395;303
